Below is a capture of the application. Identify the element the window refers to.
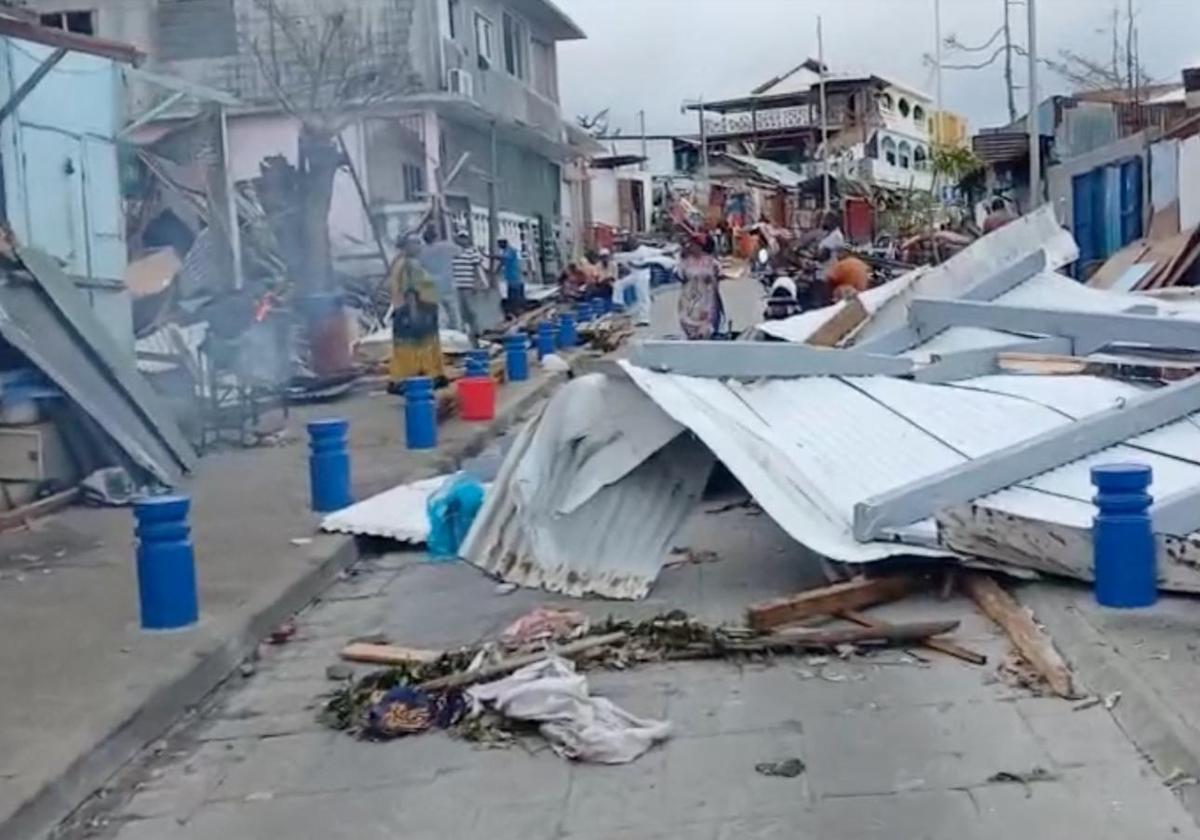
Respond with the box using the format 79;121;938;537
898;140;912;169
879;93;894;112
39;10;95;35
474;13;494;67
502;12;526;79
912;104;926;124
898;98;911;118
913;145;928;171
402;163;426;202
531;38;556;99
446;0;459;40
882;136;897;166
157;0;237;60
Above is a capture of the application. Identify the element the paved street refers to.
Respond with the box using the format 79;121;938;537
56;487;1200;840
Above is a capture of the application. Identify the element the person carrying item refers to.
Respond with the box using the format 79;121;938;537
677;233;723;339
451;229;486;343
418;225;462;332
388;234;444;388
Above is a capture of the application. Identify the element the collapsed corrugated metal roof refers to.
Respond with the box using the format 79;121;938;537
465;203;1200;599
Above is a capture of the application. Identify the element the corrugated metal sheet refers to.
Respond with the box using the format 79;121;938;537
461;373;711;599
719;153;805;188
321;474;461;543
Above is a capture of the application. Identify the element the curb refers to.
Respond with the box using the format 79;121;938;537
19;370;567;840
1023;585;1200;821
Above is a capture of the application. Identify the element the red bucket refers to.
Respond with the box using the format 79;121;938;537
457;376;496;422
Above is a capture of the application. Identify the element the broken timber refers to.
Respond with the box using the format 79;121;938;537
854;373;1200;541
417;632;627;692
840;609;987;665
996;352;1200;383
747;575;919;632
757;619;960;648
961;573;1075;698
340;643;443;666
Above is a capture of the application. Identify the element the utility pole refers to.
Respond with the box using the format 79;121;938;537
817;15;830;212
933;0;943;146
1126;0;1135;93
488;120;499;284
1002;0;1017;123
638;109;647;172
1027;0;1041;208
697;96;709;186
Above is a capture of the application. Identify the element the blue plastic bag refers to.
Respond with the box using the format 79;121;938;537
426;472;486;561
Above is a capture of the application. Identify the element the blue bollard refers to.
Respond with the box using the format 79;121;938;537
504;334;529;381
307;418;352;513
465;349;489;378
557;312;577;348
536;320;555;360
405;376;438;450
1091;463;1157;608
135;495;199;630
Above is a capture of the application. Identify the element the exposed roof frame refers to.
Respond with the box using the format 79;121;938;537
0;13;141;64
630;340;913;379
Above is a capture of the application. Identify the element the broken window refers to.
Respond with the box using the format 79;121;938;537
898;140;912;169
475;13;494;67
39;10;95;35
879;92;894;112
502;12;526;80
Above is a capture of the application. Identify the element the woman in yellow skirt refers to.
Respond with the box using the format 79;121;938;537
388;235;445;387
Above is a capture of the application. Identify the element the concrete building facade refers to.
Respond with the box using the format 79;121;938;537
18;0;584;275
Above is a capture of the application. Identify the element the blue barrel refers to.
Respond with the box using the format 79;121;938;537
405;376;437;450
557;312;577;349
536;321;555;360
465;349;489;378
135;495;199;630
577;300;593;323
308;418;352;513
505;334;529;381
1091;463;1157;608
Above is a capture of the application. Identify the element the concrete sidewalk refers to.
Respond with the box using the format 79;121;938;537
1025;581;1200;822
0;369;563;840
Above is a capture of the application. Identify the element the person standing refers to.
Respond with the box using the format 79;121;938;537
451;230;486;342
677;234;723;340
497;238;525;317
418;225;462;332
388;235;444;388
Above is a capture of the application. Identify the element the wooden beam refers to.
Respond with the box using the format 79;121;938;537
911;337;1073;383
961;573;1075;698
417;632;627;691
744;619;960;649
806;296;868;347
840;609;987;665
996;352;1200;383
0;47;66;127
0;17;141;64
747;575;919;631
339;643;443;666
854;373;1200;541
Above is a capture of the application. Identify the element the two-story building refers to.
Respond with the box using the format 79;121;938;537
684;72;937;194
18;0;584;278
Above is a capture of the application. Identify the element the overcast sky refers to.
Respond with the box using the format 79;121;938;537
554;0;1200;136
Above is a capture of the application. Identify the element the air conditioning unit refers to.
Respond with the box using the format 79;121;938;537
448;68;474;99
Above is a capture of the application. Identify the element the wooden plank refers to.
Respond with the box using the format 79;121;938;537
996;352;1200;382
417;631;627;691
0;486;79;533
747;575;919;632
339;643;443;666
757;619;960;648
840;609;987;665
806;296;868;348
961;573;1075;698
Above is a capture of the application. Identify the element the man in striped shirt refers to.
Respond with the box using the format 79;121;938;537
452;230;486;342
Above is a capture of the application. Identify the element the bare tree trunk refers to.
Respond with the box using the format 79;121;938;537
298;123;341;294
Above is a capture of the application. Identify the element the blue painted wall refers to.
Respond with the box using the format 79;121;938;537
0;37;131;343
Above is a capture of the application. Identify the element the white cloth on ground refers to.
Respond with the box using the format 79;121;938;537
466;657;671;764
